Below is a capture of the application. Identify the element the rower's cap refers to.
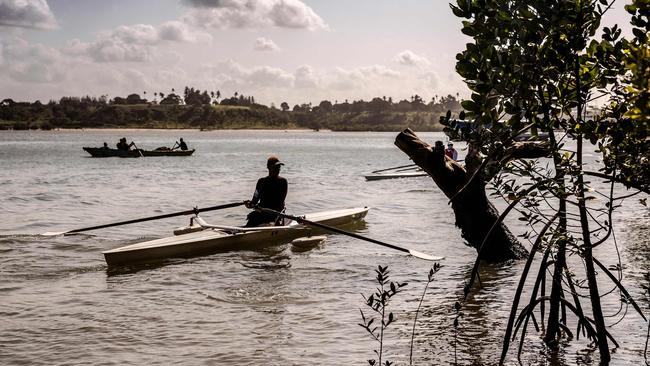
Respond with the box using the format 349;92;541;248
267;156;284;168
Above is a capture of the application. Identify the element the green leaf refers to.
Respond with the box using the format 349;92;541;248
461;100;479;112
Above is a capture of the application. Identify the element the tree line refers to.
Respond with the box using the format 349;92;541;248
0;88;462;131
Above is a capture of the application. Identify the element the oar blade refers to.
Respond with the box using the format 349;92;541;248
408;249;444;261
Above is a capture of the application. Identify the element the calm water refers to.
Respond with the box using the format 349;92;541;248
0;129;648;365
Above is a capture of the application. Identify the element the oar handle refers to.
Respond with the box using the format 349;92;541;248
65;201;246;234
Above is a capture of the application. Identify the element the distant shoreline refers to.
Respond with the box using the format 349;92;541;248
1;96;460;132
1;127;337;132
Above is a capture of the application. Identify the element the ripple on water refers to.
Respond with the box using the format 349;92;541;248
6;195;29;202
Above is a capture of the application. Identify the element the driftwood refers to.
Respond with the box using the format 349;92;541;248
394;128;552;262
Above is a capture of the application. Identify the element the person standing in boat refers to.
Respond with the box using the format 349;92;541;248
244;156;288;227
445;142;458;161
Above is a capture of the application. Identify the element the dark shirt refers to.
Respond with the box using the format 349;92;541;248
179;141;188;150
251;176;287;212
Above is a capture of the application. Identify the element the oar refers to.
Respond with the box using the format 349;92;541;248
254;206;443;261
131;142;144;157
42;201;247;236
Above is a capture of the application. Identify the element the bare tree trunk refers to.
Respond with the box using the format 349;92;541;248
395;128;529;262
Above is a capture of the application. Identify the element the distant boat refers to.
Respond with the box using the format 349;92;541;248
364;164;428;181
365;171;428;181
83;147;195;158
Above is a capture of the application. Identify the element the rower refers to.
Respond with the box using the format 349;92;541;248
244;156;288;227
173;138;189;151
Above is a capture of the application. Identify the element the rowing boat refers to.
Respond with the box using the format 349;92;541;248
83;147;195;158
103;207;369;266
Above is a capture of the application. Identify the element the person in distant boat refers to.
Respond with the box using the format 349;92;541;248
445;142;458;161
434;141;444;153
116;137;127;150
116;137;135;151
174;138;188;151
244;156;288;227
102;142;109;149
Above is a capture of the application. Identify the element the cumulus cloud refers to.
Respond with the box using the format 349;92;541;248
107;24;159;45
253;37;279;51
182;0;328;30
394;50;431;68
357;65;400;78
64;22;210;63
294;65;319;88
205;60;294;87
87;38;153;63
327;65;400;91
0;0;57;29
249;66;293;86
158;21;211;42
0;36;65;83
423;70;440;89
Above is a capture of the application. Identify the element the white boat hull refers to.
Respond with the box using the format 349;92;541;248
103;207;369;266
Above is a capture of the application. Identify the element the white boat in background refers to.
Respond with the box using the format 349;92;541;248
103;207;369;266
365;163;428;181
365;171;428;181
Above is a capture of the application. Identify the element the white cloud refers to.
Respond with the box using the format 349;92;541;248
9;60;64;83
423;70;440;89
158;21;212;42
0;36;65;83
63;22;210;63
358;65;400;78
183;0;328;30
327;65;400;90
204;60;294;87
394;50;431;68
108;24;159;45
87;38;153;63
0;0;57;29
248;65;293;86
294;65;319;88
253;37;279;51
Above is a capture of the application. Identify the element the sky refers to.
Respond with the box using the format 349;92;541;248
0;0;635;107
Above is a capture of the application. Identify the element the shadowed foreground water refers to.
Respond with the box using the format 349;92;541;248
0;129;648;365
